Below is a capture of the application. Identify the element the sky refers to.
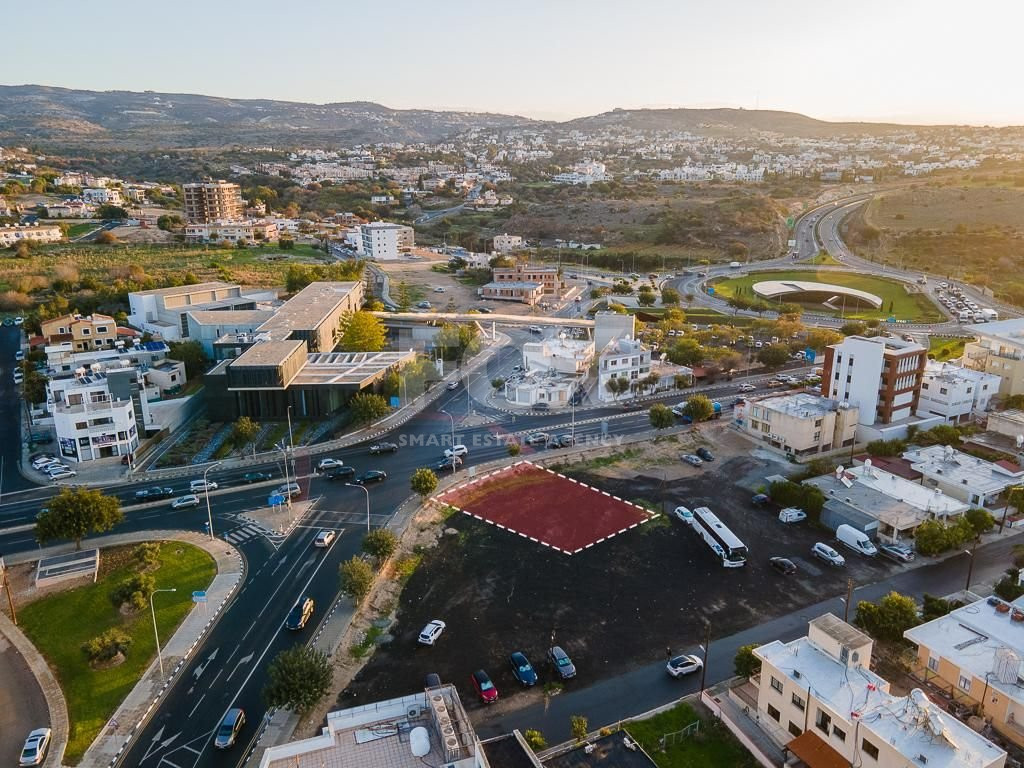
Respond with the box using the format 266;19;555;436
3;0;1023;125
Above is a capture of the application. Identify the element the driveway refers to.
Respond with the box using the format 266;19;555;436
0;633;49;765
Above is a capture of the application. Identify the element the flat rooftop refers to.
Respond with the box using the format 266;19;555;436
753;391;844;418
904;444;1024;494
481;281;543;290
258;281;361;336
544;731;657;768
130;280;237;298
230;340;305;367
291;350;416;387
805;463;968;517
186;309;274;325
973;318;1024;344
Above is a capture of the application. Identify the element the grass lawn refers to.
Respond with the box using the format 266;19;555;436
18;542;216;764
66;222;101;238
624;701;759;768
929;335;969;362
799;251;843;266
709;269;944;323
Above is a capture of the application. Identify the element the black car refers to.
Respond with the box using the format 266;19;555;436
769;557;798;575
369;442;398;455
696;447;715;462
324;465;357;480
547;645;577;680
509;651;538;686
751;493;771;506
135;487;174;501
354;470;387;484
242;471;272;484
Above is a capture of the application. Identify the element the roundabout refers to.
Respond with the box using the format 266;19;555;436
751;279;883;310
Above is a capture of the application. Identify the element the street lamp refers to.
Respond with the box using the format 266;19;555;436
439;409;456;476
346;483;371;532
275;442;293;509
203;461;222;540
150;587;177;677
964;549;977;592
698;621;711;698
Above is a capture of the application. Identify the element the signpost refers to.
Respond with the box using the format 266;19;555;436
268;493;285;507
804;348;817;364
191;590;207;603
786;216;795;229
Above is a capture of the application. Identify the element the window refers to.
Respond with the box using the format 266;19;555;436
813;431;821;441
814;419;822;427
75;421;87;430
770;676;783;694
767;704;780;722
940;387;948;395
96;326;108;333
928;656;939;672
832;725;846;742
861;738;879;760
81;328;91;335
788;722;802;737
815;709;831;734
791;692;806;711
959;674;971;691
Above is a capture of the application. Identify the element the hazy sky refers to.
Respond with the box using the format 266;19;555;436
4;0;1022;124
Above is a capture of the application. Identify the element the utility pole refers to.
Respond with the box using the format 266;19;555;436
699;621;711;697
0;555;17;625
844;578;854;622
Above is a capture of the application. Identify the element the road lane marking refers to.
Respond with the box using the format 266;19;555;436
188;695;206;718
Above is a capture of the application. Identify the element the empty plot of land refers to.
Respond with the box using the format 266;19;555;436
868;186;1024;233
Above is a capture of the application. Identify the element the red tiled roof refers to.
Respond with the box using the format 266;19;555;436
854;453;922;481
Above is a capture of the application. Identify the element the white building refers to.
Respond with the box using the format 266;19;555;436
360;222;403;261
597;337;651;402
49;367;148;462
822;335;926;426
0;223;62;247
737;392;859;457
916;361;1001;423
750;613;1005;768
82;187;123;206
183;219;278;244
127;282;277;341
523;334;594;376
903;444;1024;513
492;233;523;253
504;373;577;407
552;160;610;185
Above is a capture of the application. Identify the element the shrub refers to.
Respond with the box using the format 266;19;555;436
865;439;906;457
362;529;398;562
524;729;548;752
82;628;132;663
339;557;375;600
570;714;589;743
768;480;825;521
110;573;156;611
734;644;761;677
995;571;1024;601
133;542;162;570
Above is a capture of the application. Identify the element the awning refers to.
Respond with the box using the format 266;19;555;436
787;730;848;768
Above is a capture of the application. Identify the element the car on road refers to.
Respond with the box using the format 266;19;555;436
681;454;703;467
532;402;550;411
673;506;694;524
445;380;459;390
751;493;771;506
369;442;398;454
471;669;499;703
242;471;273;483
695;447;714;462
879;543;916;563
476;307;493;314
509;651;538;686
189;479;218;493
19;728;51;766
214;708;246;749
275;482;302;498
418;619;446;646
436;455;463;471
314;530;336;548
324;465;357;480
524;432;549;446
14;316;24;326
511;365;523;373
285;597;315;630
528;325;543;334
738;383;756;392
812;542;846;567
13;371;24;385
354;470;387;484
317;457;345;471
171;494;201;509
434;286;446;293
14;349;25;361
48;468;77;481
417;301;432;309
666;654;704;678
769;557;798;575
135;487;175;501
445;444;468;458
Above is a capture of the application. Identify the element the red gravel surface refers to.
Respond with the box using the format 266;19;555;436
436;461;654;553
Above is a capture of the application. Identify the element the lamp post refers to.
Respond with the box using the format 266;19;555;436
698;621;711;698
964;549;977;592
203;461;222;540
150;587;177;677
439;409;456;476
346;483;371;532
276;442;292;509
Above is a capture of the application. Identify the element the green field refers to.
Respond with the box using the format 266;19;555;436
624;701;759;768
709;269;944;322
66;222;101;238
929;335;969;361
798;251;843;266
18;543;216;764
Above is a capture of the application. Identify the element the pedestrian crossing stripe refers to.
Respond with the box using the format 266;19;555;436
222;523;282;544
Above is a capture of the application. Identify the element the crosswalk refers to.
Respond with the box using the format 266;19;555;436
220;521;283;546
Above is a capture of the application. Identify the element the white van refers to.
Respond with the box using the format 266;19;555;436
778;508;807;524
836;524;877;556
958;310;972;322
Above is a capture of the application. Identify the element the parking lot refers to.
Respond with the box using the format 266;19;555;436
345;445;905;711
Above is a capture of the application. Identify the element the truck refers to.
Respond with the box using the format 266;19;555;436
835;524;877;557
677;400;723;424
981;308;999;322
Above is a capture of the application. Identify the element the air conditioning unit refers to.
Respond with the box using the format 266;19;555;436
407;706;421;719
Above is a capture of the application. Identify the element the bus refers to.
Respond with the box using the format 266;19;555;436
691;507;748;568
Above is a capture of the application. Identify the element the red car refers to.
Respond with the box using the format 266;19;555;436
471;669;499;704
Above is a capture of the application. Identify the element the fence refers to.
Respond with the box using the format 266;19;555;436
658;720;700;750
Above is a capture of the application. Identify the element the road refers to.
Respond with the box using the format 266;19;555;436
0;324;36;496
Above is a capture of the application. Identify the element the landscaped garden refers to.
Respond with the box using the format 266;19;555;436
624;701;759;768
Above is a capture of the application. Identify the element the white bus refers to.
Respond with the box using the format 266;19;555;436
691;507;748;568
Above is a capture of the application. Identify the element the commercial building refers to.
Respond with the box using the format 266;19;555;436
964;319;1024;396
750;613;1005;768
360;221;404;260
491;263;560;295
737;392;858;456
49;367;148;462
821;335;926;425
906;594;1024;750
523;334;594;376
182;180;242;223
0;223;62;247
504;372;577;407
492;233;524;253
185;310;276;358
40;313;118;353
903;444;1024;513
917;361;1001;423
127;281;277;341
183;219;278;244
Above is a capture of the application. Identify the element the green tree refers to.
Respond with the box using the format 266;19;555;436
232;416;260;447
339;556;375;599
156;214;183;231
338;310;387;352
523;729;547;752
661;287;681;306
410;467;439;497
666;338;704;366
637;288;656;307
434;323;480;360
864;439;906;457
965;508;995;538
110;573;156;612
570;715;589;743
263;646;332;713
36;487;123;550
95;230;119;245
840;321;868;337
362;529;398;562
491;377;506;390
278;237;295;250
854;591;920;642
757;346;790;368
507;442;522;457
913;519;949;556
922;593;960;622
604;376;630;402
734;644;761;677
649;403;675;430
167;340;207;378
606;302;628;314
348;392;390;424
21;366;47;407
82;628;132;664
396;281;413;311
683;394;715;423
96;204;128;220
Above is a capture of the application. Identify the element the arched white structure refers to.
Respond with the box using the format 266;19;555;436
751;280;883;309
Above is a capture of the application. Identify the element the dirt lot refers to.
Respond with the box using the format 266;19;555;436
345;429;900;712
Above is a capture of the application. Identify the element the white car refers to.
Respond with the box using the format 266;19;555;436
666;654;704;678
673;506;694;525
14;350;25;361
171;494;201;509
444;444;468;459
13;371;24;385
275;482;302;498
44;464;71;476
314;529;336;548
317;458;345;471
738;383;756;392
19;728;51;767
434;286;446;293
14;316;24;326
812;542;846;567
32;457;59;471
49;469;77;481
190;480;218;493
418;619;447;646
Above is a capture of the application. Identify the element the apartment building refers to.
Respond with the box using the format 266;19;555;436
917;361;1001;423
82;187;123;206
45;200;95;218
988;410;1024;442
492;233;524;253
40;313;118;352
903;444;1024;512
523;335;595;375
183;219;278;244
737;392;858;456
359;221;404;260
0;223;62;247
49;368;148;462
964;319;1024;396
127;281;277;341
906;594;1024;749
597;337;651;402
821;335;926;425
491;263;560;295
182;180;242;223
751;613;1005;768
478;280;544;305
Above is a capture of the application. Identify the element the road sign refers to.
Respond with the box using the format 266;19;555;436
786;217;795;229
192;591;207;603
390;396;401;407
268;493;286;506
707;287;715;295
804;348;816;363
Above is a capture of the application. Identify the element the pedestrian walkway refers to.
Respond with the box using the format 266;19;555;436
220;520;284;547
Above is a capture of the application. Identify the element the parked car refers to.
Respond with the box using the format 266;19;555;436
275;482;302;498
369;442;398;454
751;493;771;506
314;530;336;548
135;487;175;501
812;542;846;567
14;316;24;326
171;494;201;510
836;524;878;557
242;471;272;484
471;669;499;703
317;457;345;471
673;506;694;525
524;432;549;446
878;543;916;563
509;651;538;686
324;465;357;480
769;557;798;575
190;479;218;493
354;470;387;485
418;619;446;646
19;728;52;767
285;597;315;630
532;402;550;411
444;444;468;458
476;307;493;314
14;349;25;362
547;646;577;680
48;469;77;481
446;381;459;391
666;654;704;678
214;708;246;749
417;301;432;309
695;447;715;462
778;507;807;524
681;454;703;467
32;456;59;471
434;286;446;293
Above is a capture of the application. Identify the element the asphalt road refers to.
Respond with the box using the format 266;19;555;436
0;632;50;768
0;325;36;496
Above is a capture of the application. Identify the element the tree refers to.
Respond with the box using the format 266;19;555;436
156;214;183;231
491;377;506;390
232;416;260;447
840;321;868;337
666;338;704;366
111;573;156;611
661;287;681;306
82;628;132;664
604;376;630;402
965;508;995;538
410;467;439;497
362;529;398;561
263;646;332;713
570;715;589;743
339;556;375;599
683;394;714;423
96;204;128;220
507;443;521;457
637;288;656;307
734;644;761;677
396;281;413;311
524;729;547;752
21;367;47;408
95;230;119;245
913;519;950;556
854;591;920;642
36;487;123;550
348;392;390;424
649;403;675;430
606;302;628;314
278;237;295;250
338;310;387;352
757;346;790;368
167;340;207;378
864;439;906;457
922;593;960;622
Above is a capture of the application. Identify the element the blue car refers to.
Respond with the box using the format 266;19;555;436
508;651;537;687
